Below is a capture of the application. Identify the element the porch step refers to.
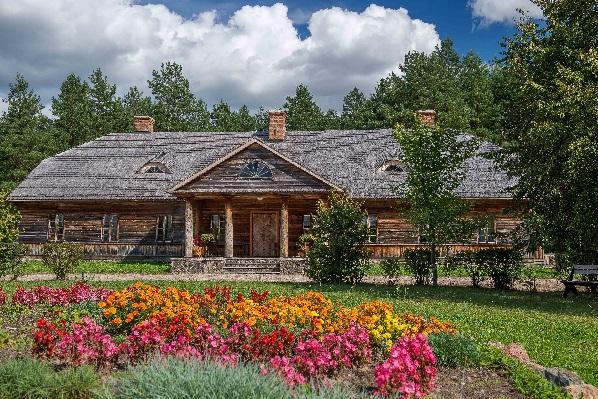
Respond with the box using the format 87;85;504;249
223;258;281;274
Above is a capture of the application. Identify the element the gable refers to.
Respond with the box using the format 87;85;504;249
173;142;333;194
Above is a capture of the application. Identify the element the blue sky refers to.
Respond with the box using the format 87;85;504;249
0;0;540;112
151;0;519;61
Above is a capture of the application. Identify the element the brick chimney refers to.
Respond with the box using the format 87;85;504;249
415;110;436;127
268;110;286;140
133;116;155;133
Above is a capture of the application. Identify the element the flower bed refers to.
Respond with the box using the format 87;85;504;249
24;282;455;397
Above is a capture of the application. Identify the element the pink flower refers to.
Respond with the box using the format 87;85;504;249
374;334;436;398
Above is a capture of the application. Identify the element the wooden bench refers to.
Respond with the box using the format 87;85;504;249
562;264;598;297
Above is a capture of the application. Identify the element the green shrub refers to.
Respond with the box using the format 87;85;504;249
403;249;435;285
0;357;100;399
379;258;405;285
305;192;370;284
428;333;482;368
41;242;84;280
445;250;487;287
0;242;28;279
480;248;523;289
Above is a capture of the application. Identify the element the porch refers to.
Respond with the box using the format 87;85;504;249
182;195;321;259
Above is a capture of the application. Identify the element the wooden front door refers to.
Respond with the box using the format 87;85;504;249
251;212;279;257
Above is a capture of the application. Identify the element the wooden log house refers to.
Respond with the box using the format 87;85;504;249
8;111;542;268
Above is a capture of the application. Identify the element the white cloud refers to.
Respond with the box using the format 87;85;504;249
469;0;543;26
0;1;440;112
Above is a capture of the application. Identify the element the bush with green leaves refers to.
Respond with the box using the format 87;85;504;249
445;250;488;287
379;258;405;285
0;357;100;399
0;242;28;279
41;242;85;280
305;192;370;284
479;248;523;289
428;333;482;368
0;189;20;243
403;249;436;285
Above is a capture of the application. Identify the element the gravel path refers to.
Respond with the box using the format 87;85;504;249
4;273;565;292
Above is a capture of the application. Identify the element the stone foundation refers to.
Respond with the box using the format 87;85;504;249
171;257;306;274
171;257;225;273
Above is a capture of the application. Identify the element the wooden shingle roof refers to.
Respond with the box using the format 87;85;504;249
8;129;515;201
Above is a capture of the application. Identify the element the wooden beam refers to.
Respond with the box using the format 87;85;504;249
224;198;234;258
184;200;193;257
280;198;288;258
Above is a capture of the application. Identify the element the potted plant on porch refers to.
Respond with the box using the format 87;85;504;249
200;233;216;257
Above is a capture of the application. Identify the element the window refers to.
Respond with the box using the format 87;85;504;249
211;214;226;241
302;215;312;233
478;219;496;243
239;160;272;179
48;214;65;242
378;160;405;173
101;215;119;242
156;215;173;242
364;215;378;243
144;165;165;173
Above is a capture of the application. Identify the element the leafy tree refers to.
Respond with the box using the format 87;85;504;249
253;107;269;132
88;68;127;134
305;191;370;284
0;188;19;243
122;86;153;131
396;116;480;285
496;0;598;261
341;87;378;129
0;74;58;185
52;73;93;147
148;62;210;132
283;84;324;130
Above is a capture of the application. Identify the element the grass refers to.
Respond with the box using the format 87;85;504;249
21;260;170;275
1;280;596;386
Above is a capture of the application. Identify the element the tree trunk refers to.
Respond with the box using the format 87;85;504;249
431;244;438;286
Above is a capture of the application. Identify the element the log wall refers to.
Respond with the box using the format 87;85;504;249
15;201;185;259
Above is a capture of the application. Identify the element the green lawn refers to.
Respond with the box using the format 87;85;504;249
1;280;596;385
21;260;170;275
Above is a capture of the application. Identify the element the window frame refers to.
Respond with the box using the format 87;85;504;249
210;214;226;241
101;214;119;243
364;214;378;244
155;215;173;243
302;214;312;233
477;219;496;244
48;214;65;242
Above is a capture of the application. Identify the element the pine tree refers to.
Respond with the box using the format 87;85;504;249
148;62;210;131
0;74;59;186
89;68;127;134
52;73;93;147
122;86;153;131
210;100;236;131
283;84;324;131
236;105;257;132
341;87;378;129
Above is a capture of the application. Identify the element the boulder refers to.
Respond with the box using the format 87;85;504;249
567;384;598;399
543;367;583;387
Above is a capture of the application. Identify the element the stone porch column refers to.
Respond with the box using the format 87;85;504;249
184;199;194;258
280;198;289;258
224;198;234;258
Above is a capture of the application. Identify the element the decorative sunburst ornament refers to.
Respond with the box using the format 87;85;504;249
239;160;272;179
